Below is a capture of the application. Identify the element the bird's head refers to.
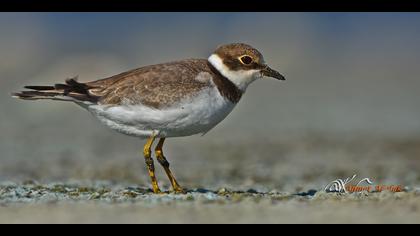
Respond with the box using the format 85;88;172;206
208;43;285;91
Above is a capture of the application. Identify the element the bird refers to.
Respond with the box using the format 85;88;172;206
12;43;285;194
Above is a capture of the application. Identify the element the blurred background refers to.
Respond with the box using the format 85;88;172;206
1;13;420;192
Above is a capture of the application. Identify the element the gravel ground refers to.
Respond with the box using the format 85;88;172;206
0;181;419;223
1;136;420;223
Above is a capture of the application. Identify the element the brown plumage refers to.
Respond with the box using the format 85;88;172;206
88;59;240;107
13;59;243;108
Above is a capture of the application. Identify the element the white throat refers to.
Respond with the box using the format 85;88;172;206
208;54;261;91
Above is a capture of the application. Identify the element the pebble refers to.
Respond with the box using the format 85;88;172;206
0;182;418;205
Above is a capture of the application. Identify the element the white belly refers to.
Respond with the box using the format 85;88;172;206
86;86;236;138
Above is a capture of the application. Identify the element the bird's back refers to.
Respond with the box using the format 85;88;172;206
87;59;217;108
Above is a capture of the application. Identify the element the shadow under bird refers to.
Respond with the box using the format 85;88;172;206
12;43;285;193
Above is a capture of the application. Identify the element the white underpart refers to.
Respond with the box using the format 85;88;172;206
208;54;262;91
84;78;236;139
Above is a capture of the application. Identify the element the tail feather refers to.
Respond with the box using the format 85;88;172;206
24;85;55;91
12;77;100;103
12;91;66;101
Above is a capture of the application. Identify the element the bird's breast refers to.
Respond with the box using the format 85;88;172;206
161;86;237;137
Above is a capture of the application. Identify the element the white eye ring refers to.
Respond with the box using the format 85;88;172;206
239;55;253;65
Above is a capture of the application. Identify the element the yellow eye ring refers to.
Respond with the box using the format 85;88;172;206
239;55;253;65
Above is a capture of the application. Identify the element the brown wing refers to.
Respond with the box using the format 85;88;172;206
87;59;213;108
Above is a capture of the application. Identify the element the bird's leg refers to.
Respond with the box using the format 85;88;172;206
155;138;185;193
143;133;161;194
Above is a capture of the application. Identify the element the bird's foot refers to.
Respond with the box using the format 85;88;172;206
172;186;187;194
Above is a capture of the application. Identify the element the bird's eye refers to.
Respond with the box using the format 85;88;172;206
239;55;253;65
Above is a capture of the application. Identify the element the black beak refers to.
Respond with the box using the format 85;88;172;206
262;66;285;81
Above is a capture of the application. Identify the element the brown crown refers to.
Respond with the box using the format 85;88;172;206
213;43;266;71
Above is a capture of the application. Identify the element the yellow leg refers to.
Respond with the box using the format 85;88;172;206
143;133;161;194
155;138;185;193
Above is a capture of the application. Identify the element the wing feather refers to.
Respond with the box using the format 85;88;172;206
87;59;213;108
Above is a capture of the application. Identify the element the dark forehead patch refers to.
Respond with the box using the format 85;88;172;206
214;43;265;71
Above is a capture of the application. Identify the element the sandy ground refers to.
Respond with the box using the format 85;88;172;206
1;136;420;224
0;182;419;224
